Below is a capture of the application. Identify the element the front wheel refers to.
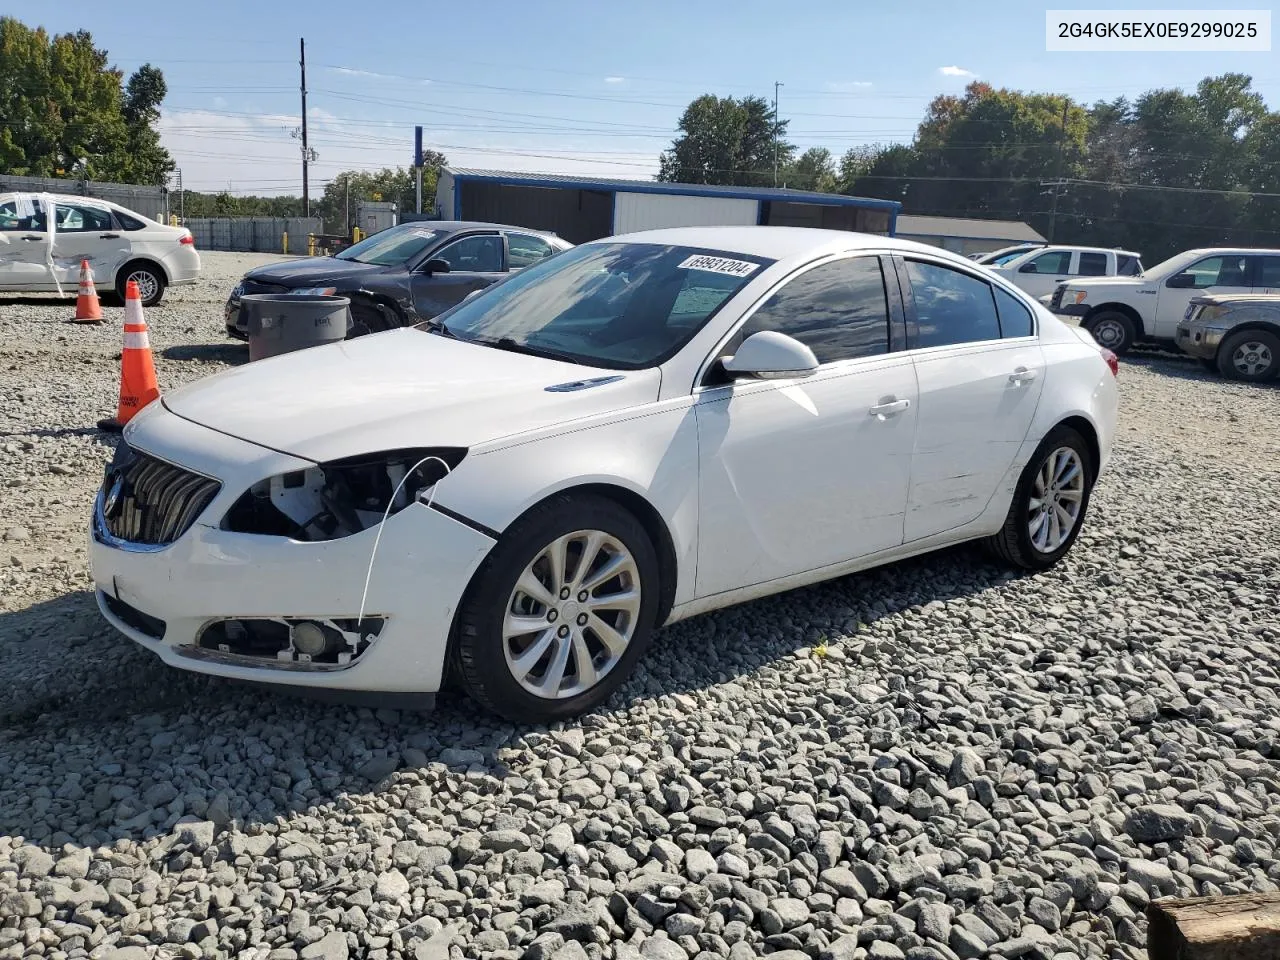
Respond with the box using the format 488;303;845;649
985;426;1095;571
1085;311;1136;355
451;494;660;723
1217;329;1280;382
348;300;398;337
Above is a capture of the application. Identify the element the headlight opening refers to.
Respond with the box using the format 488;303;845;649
221;447;466;541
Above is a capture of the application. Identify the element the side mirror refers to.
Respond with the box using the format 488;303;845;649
721;331;819;380
1166;273;1196;289
1018;262;1039;274
423;258;451;274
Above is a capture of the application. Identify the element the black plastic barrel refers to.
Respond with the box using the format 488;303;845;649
241;294;351;362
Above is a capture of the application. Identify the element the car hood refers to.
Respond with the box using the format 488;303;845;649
161;330;659;462
243;257;392;288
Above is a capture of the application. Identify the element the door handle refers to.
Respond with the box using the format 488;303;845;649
99;233;121;239
869;397;910;418
1009;366;1039;384
22;235;42;241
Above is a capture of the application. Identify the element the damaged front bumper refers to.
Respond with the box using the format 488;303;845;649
88;410;495;696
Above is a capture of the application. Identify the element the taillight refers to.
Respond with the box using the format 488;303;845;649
1100;348;1119;376
180;233;195;246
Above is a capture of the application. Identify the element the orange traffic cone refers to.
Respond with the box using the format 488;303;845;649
70;260;104;323
97;281;160;433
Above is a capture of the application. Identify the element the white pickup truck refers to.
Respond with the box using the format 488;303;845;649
985;245;1143;301
1051;247;1280;354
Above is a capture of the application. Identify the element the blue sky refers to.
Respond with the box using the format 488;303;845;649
11;0;1279;194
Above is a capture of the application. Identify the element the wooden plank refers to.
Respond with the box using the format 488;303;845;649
1148;893;1280;960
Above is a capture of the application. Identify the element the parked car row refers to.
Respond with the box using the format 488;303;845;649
0;191;199;306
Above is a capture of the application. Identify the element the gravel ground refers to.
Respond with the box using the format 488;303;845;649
1;252;1279;960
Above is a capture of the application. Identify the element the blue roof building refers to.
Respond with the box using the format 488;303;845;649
432;167;901;245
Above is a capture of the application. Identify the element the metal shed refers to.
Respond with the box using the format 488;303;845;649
433;168;900;244
895;215;1046;257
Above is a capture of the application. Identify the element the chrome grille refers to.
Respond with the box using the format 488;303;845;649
99;444;221;546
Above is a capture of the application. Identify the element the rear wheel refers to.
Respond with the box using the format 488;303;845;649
1217;329;1280;382
1085;311;1136;355
985;426;1095;571
451;494;660;723
117;262;166;307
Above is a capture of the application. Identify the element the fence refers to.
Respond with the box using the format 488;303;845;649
185;217;323;253
0;175;168;221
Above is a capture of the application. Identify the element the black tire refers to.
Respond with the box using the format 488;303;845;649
984;425;1095;572
1084;310;1136;355
116;261;166;308
1216;329;1280;382
451;493;660;723
347;300;398;337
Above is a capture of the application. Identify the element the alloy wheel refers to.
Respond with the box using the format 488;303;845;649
502;529;641;699
127;270;159;303
1231;340;1273;378
1028;447;1085;554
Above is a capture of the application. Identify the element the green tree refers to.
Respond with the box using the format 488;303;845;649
317;155;446;233
0;17;171;183
787;147;837;192
659;94;794;186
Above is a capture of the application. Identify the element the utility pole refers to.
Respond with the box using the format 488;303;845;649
300;38;310;218
414;126;423;215
772;81;779;186
344;175;350;234
1046;99;1069;243
176;168;184;223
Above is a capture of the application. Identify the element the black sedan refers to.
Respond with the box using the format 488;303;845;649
225;221;572;339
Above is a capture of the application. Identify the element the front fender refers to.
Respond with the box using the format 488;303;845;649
429;402;701;608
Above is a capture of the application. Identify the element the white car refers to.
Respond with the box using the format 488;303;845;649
985;245;1143;301
89;227;1119;722
0;192;200;306
1053;247;1280;354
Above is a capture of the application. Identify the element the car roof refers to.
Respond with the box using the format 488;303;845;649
0;191;113;207
419;220;564;239
1180;247;1280;257
595;225;979;266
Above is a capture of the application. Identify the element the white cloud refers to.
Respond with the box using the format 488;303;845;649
938;65;976;78
604;76;625;84
157;107;659;203
326;66;410;81
826;81;873;92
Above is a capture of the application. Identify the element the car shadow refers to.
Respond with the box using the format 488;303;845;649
162;343;249;365
0;544;1007;852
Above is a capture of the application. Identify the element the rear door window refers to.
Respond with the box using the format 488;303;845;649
507;233;557;269
1076;252;1109;276
905;259;1002;348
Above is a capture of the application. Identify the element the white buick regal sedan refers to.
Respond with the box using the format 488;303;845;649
90;227;1119;722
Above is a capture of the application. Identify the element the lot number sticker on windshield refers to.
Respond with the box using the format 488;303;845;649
677;255;760;278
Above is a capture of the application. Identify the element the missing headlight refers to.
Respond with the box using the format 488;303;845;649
221;447;466;541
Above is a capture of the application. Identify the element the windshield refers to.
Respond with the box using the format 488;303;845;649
424;242;774;369
1139;251;1209;280
982;246;1040;266
335;225;440;266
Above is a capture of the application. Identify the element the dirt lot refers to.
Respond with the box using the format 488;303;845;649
1;252;1279;960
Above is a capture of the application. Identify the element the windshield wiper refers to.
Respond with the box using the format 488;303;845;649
472;336;584;365
418;318;458;338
